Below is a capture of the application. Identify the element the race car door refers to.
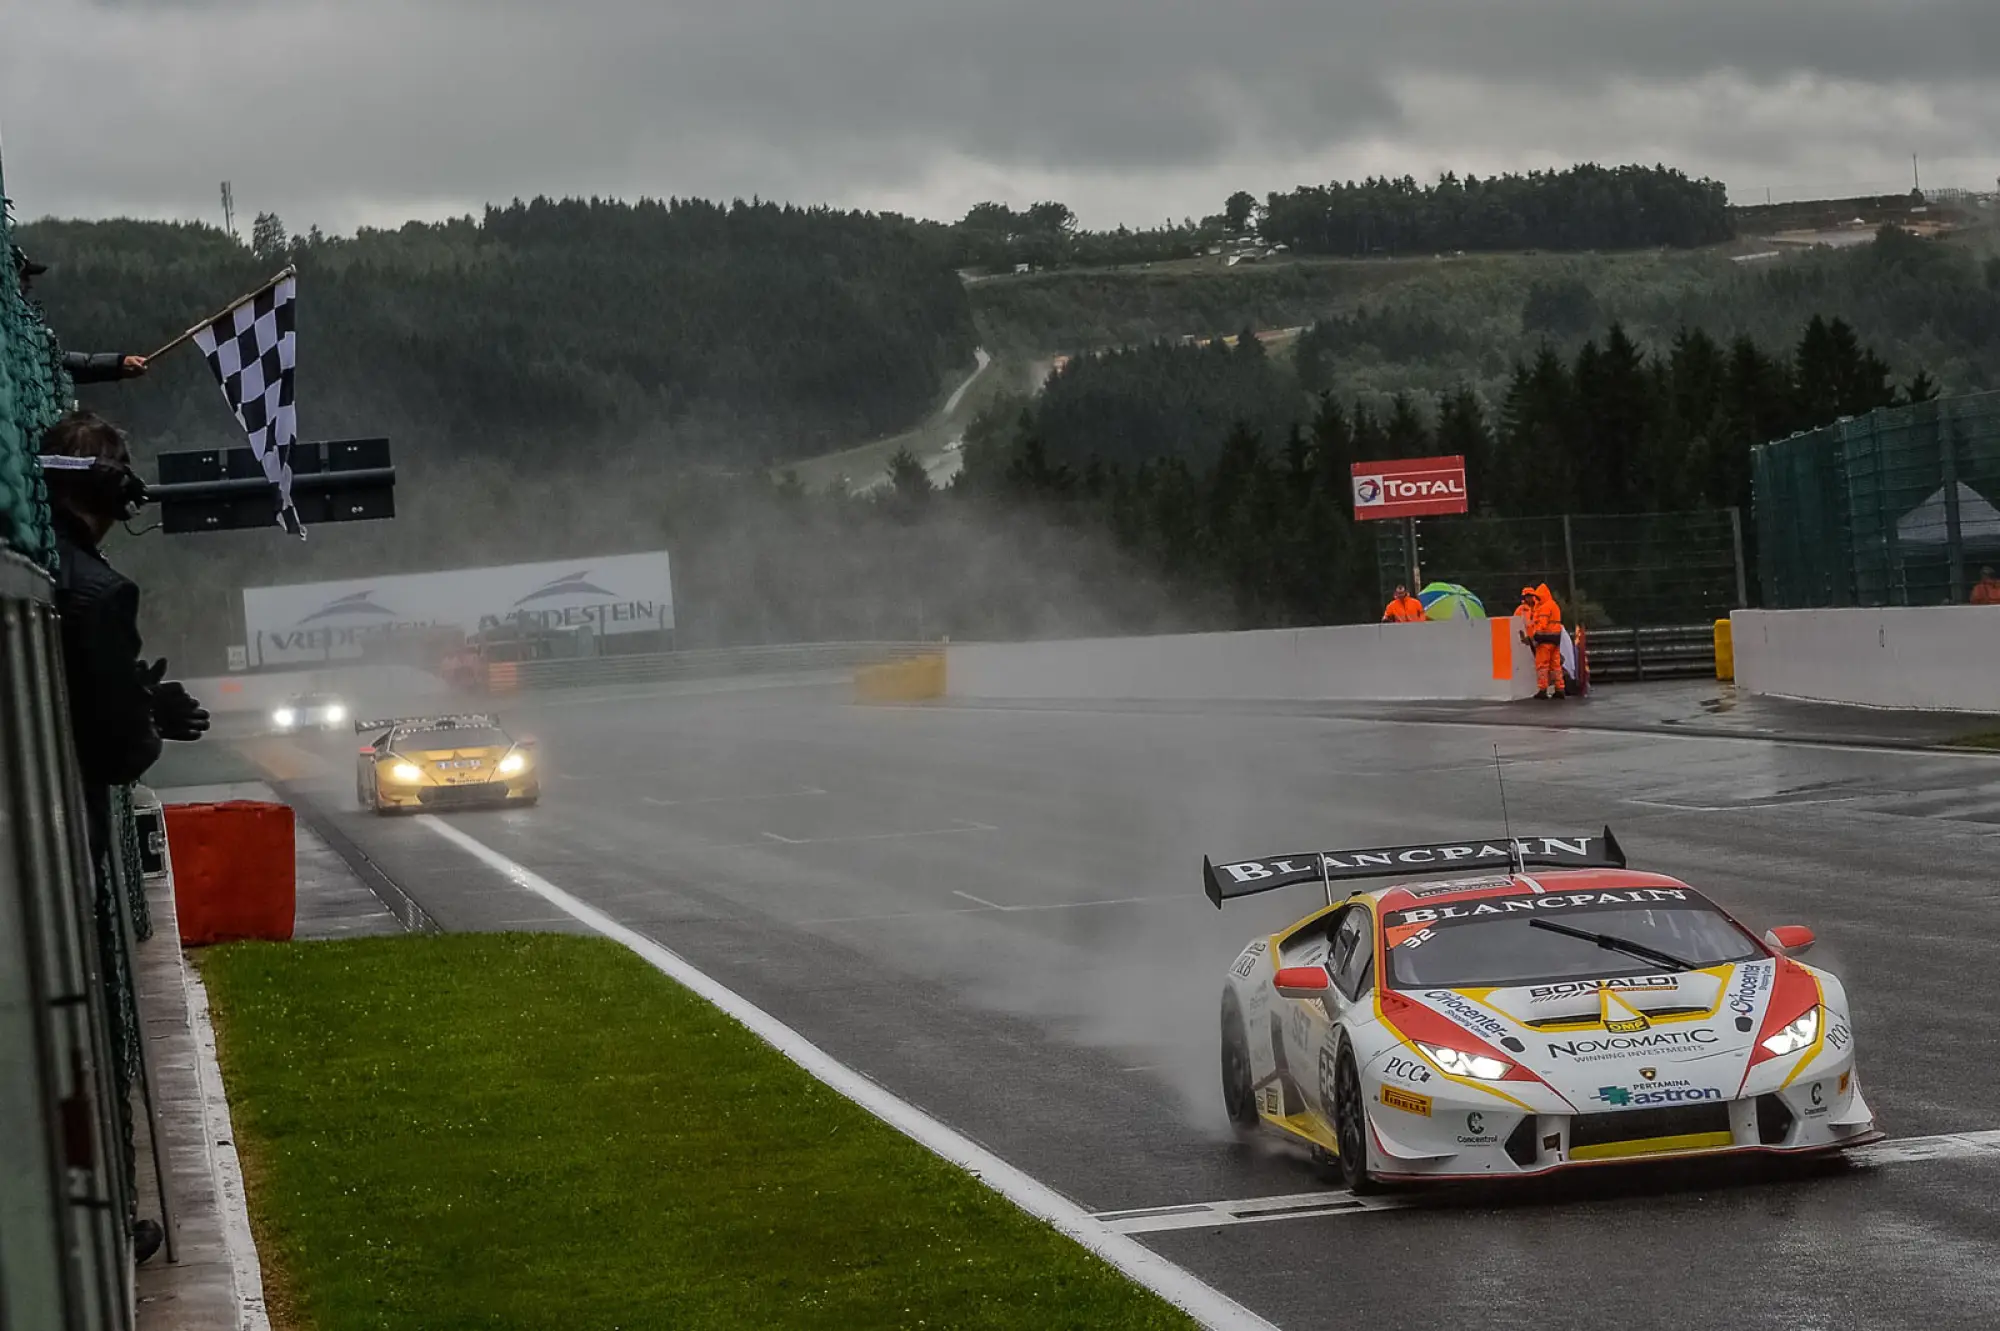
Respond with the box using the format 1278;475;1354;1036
1276;905;1373;1119
1307;906;1374;1120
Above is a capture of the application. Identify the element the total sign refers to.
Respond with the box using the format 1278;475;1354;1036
1351;455;1469;521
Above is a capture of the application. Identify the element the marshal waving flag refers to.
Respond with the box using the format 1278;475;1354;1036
162;266;303;535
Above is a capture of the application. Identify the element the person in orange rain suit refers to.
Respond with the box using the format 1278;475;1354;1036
1383;583;1427;623
1972;567;2000;605
1519;584;1565;698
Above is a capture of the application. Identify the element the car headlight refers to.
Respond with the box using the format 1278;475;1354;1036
390;762;424;783
272;708;296;727
1414;1041;1513;1080
497;752;527;776
1761;1007;1820;1056
324;704;346;723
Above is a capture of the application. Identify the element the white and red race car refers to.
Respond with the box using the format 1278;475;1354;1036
1210;829;1881;1192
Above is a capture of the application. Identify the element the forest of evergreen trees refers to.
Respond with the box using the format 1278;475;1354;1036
918;312;1922;629
22;197;977;469
943;164;1735;274
1258;164;1734;257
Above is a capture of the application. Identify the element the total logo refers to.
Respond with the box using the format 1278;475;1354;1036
1353;474;1466;506
1592;1079;1722;1108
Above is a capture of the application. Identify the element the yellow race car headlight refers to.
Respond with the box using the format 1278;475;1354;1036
497;751;528;776
389;762;424;783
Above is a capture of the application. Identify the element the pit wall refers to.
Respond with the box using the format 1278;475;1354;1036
944;619;1537;704
1731;608;2000;711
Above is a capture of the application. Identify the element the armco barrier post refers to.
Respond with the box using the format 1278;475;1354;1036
1714;619;1735;681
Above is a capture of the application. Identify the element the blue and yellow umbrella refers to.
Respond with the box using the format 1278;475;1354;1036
1419;582;1486;621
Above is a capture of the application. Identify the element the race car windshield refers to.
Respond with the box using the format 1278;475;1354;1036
1383;896;1762;990
400;727;508;750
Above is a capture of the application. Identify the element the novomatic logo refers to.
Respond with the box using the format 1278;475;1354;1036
514;571;619;606
297;590;399;624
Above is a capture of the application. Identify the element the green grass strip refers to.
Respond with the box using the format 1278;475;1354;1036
202;933;1196;1331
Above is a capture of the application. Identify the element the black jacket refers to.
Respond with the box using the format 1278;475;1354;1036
53;513;161;853
62;351;139;385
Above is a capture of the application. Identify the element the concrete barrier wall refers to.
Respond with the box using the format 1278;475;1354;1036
946;620;1537;703
1732;608;2000;711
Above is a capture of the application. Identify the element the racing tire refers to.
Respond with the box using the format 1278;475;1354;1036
1332;1046;1382;1195
1219;995;1259;1134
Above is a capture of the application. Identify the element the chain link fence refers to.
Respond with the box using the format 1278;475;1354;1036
1755;391;2000;608
1375;509;1747;627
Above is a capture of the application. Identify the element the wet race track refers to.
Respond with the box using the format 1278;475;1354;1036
246;680;2000;1330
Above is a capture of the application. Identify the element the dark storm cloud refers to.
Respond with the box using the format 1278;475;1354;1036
5;0;1997;228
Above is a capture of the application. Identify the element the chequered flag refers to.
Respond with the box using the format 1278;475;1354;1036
193;271;300;533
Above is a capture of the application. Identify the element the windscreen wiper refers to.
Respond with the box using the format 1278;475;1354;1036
1528;918;1698;972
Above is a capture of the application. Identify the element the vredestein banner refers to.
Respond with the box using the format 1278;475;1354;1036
242;551;674;667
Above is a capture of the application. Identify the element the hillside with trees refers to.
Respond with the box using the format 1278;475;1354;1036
1257;164;1733;257
19;182;1997;666
23;197;977;470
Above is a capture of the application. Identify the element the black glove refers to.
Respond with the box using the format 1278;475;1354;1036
145;660;211;741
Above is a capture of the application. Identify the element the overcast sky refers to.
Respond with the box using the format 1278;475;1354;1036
5;0;1997;234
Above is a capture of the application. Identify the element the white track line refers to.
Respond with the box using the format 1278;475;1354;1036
414;815;1277;1331
707;819;1000;850
1095;1130;2000;1234
643;787;827;807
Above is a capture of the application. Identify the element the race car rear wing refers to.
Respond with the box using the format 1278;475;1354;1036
353;712;498;735
1202;828;1625;908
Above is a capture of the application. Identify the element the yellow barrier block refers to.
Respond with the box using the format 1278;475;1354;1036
855;654;945;703
1713;618;1735;681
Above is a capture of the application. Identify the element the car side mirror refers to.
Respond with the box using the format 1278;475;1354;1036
1273;966;1331;999
1764;925;1815;956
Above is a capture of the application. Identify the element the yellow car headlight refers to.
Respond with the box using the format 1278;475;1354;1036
497;752;528;776
389;762;424;783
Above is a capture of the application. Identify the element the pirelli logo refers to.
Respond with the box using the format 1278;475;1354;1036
1379;1085;1433;1117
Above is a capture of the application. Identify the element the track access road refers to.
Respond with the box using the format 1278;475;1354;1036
249;679;2000;1331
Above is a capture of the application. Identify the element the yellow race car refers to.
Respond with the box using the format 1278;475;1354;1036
354;713;541;814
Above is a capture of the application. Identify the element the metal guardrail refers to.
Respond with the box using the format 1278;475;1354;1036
495;641;938;693
0;548;136;1330
1584;624;1718;682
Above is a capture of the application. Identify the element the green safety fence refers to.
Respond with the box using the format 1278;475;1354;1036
0;156;65;567
1753;391;2000;608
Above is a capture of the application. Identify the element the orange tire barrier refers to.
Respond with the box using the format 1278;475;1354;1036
163;801;296;945
488;660;519;693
